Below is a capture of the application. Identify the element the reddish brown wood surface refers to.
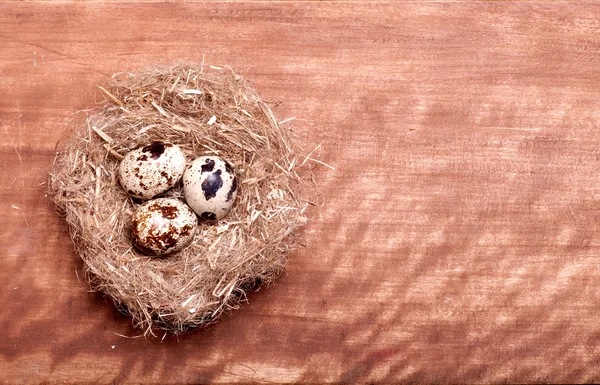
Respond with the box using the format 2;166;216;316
2;2;600;383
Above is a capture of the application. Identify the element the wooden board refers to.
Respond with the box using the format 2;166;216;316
2;1;600;383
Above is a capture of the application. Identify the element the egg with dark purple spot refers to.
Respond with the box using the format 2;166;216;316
131;198;198;256
119;141;186;200
183;156;238;220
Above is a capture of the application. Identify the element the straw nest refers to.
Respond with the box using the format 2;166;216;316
50;63;319;335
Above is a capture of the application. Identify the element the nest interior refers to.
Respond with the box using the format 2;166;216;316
50;63;316;334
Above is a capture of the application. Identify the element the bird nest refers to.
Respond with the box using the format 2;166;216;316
50;63;319;335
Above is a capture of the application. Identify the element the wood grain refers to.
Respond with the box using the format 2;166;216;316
2;2;600;383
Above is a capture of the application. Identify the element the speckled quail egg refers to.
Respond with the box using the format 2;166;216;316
131;198;198;256
119;141;186;200
183;156;238;221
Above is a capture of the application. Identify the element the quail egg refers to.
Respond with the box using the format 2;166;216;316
119;141;186;200
183;156;238;221
131;198;198;256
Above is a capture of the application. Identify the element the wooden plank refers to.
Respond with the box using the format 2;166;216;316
2;1;600;383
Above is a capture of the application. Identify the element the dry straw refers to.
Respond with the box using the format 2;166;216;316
50;63;322;335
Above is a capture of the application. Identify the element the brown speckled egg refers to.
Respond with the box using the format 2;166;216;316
183;156;238;221
119;141;186;200
131;198;198;256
